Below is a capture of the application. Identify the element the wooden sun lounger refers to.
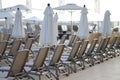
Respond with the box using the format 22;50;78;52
0;41;8;61
100;37;111;60
75;40;89;69
26;46;52;80
47;44;69;80
106;36;118;57
0;49;31;80
84;39;98;66
67;35;76;46
66;41;81;73
59;35;67;44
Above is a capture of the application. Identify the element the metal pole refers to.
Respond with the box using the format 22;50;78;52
70;11;73;34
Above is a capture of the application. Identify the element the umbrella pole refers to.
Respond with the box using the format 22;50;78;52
70;11;73;34
97;21;99;32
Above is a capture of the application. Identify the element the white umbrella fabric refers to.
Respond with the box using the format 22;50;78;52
2;17;8;35
0;13;14;34
54;3;82;10
39;4;55;46
0;5;30;11
77;5;89;39
0;12;14;34
99;10;111;37
54;3;82;32
12;5;30;11
12;8;25;38
24;16;41;24
53;13;58;44
0;12;14;18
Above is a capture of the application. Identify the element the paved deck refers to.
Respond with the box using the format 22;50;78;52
61;56;120;80
0;54;120;80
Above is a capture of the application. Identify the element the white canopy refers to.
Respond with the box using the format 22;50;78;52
24;16;41;23
53;3;82;10
0;5;30;11
0;12;14;18
54;3;82;32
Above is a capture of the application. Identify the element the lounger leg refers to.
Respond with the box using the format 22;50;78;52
55;67;59;80
50;71;59;80
100;55;104;62
56;71;59;80
73;62;77;73
81;58;85;69
64;64;70;76
39;74;41;80
90;58;94;66
45;73;53;80
27;74;35;80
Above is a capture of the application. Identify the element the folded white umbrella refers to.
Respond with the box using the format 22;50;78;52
77;5;89;39
12;8;25;38
39;4;55;46
53;13;58;44
99;10;111;37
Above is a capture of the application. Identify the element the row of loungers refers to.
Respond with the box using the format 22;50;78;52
0;33;119;80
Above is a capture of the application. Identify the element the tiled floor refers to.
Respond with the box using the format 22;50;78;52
61;56;120;80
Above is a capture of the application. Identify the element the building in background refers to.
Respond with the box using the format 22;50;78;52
94;0;100;14
26;0;32;13
0;0;2;9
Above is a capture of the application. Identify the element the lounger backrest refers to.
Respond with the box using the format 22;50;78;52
68;35;76;46
115;36;120;47
9;39;21;56
7;49;29;77
31;46;49;71
109;36;118;48
88;33;101;43
74;36;80;42
3;34;10;41
109;34;117;42
49;44;65;66
87;39;98;55
23;32;30;43
77;40;89;57
101;37;110;51
59;35;67;44
0;32;2;41
24;38;33;50
0;41;8;58
96;38;105;53
67;41;81;61
33;34;40;43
